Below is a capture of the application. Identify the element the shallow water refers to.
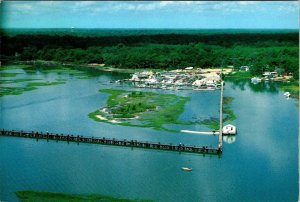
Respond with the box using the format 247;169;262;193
0;67;298;201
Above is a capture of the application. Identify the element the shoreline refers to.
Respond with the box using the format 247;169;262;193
6;60;294;81
3;61;298;99
9;60;234;74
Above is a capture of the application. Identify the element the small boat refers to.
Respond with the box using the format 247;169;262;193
283;92;290;97
251;77;262;84
181;167;192;171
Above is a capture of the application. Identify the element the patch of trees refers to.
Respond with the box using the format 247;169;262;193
1;32;298;78
1;33;298;55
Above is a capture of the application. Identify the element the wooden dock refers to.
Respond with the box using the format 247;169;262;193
0;129;222;155
218;81;224;151
180;130;219;135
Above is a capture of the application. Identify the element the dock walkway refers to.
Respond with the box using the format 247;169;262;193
0;129;222;155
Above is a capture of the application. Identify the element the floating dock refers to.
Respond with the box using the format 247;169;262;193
0;129;222;155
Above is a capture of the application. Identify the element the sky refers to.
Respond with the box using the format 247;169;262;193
1;1;299;29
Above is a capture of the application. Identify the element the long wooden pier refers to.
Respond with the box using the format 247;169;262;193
0;129;222;155
218;81;224;151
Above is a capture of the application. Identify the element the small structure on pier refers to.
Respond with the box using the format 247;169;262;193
222;124;237;135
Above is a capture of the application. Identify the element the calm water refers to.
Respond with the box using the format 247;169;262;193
0;67;298;201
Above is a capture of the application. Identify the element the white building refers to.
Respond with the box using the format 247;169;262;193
222;124;237;135
130;74;140;81
192;79;206;87
240;66;250;71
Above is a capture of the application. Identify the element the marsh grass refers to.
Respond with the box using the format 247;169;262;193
0;64;31;70
0;72;21;77
225;71;252;80
6;78;42;83
16;190;152;202
89;89;191;131
27;81;66;87
0;86;37;96
0;65;88;97
0;81;66;97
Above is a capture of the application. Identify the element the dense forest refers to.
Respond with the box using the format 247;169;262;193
1;30;298;78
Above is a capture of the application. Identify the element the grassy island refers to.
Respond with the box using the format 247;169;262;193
89;89;237;131
89;89;191;131
16;190;151;202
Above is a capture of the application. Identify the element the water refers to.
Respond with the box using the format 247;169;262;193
0;67;298;201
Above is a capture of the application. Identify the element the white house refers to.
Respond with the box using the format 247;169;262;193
206;80;217;88
192;79;206;87
130;74;140;81
240;66;250;71
222;124;237;135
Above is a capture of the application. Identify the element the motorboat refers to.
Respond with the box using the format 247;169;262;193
283;92;290;97
251;77;262;84
181;167;192;171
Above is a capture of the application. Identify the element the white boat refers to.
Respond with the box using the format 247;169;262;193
283;92;290;97
251;77;262;84
206;80;217;88
181;167;192;171
145;78;157;85
185;67;194;70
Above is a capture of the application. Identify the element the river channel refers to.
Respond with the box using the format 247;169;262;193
0;66;298;201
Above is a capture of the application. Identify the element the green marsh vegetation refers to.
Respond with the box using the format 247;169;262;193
225;71;252;80
0;81;66;97
0;65;90;97
0;64;32;70
89;89;191;131
16;190;151;202
278;80;299;99
0;72;22;77
89;89;237;131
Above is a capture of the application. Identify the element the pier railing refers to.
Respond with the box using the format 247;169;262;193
0;129;222;155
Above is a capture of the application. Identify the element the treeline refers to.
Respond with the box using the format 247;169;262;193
1;33;299;78
2;33;298;55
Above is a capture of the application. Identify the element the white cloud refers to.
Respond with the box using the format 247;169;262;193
237;2;258;6
4;1;299;16
277;4;299;12
159;1;174;7
10;3;33;11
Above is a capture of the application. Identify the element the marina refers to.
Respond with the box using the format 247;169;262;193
115;68;230;91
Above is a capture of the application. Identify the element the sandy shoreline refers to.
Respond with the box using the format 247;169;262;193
95;115;107;121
